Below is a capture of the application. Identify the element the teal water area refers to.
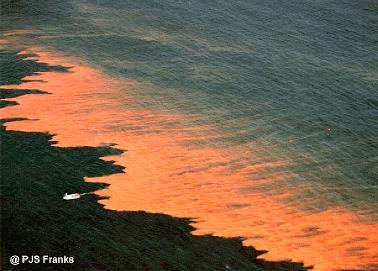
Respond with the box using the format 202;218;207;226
1;0;377;222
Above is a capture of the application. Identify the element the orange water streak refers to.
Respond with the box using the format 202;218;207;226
1;46;377;271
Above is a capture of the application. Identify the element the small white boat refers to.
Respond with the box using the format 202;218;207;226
63;193;81;200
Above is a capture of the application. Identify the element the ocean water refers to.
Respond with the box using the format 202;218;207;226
1;0;377;270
